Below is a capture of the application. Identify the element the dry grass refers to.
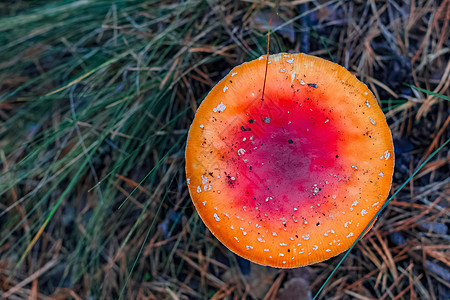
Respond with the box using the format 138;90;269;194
0;0;449;299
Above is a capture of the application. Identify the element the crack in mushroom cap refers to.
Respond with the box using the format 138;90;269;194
185;53;394;268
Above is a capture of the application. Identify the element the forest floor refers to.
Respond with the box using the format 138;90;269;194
0;1;449;299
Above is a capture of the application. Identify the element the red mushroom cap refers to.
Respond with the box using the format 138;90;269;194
186;53;394;268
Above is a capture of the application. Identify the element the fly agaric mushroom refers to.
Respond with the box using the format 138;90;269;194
185;53;394;268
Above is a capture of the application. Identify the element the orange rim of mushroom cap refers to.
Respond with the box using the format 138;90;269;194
185;53;394;268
